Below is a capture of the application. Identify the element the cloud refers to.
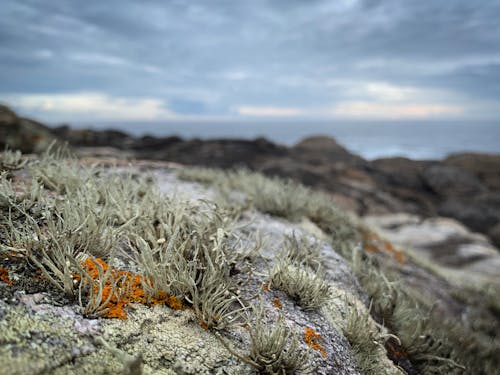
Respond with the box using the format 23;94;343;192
5;92;175;121
331;101;463;119
0;0;499;121
235;106;304;117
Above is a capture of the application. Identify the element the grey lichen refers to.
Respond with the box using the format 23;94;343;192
270;261;331;311
217;304;311;375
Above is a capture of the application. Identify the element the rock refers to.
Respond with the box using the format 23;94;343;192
0;105;59;153
52;126;134;149
1;157;499;374
137;137;288;169
489;222;500;248
421;164;485;196
292;136;366;166
438;192;500;233
371;157;429;192
445;153;500;190
364;213;500;279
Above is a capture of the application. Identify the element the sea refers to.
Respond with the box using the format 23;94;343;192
81;120;500;161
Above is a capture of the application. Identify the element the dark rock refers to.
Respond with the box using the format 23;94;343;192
445;153;500;190
52;126;133;149
139;137;288;169
438;192;500;233
370;157;429;191
292;135;366;165
131;135;183;150
422;165;485;197
0;104;58;153
489;222;500;248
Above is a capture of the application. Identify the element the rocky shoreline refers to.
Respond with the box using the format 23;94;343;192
2;104;499;248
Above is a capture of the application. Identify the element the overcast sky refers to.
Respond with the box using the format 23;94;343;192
1;0;500;123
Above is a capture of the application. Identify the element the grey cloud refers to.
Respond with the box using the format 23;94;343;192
0;0;499;118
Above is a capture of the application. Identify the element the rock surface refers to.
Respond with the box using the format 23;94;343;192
1;155;499;374
364;213;500;283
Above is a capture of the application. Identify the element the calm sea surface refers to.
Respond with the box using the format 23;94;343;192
79;120;500;160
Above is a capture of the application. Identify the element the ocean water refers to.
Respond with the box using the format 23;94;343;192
83;120;500;160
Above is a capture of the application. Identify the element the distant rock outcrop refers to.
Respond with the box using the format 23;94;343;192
1;105;499;247
0;105;58;153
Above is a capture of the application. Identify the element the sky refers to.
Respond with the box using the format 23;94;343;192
1;0;500;124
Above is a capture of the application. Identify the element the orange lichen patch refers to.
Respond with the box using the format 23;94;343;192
0;250;23;260
272;297;282;309
0;267;13;286
385;336;412;369
34;269;45;281
304;327;327;358
362;230;406;264
199;321;209;330
260;282;271;292
79;257;185;319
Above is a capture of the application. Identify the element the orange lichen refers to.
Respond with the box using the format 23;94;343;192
0;267;13;286
385;336;411;368
78;257;185;320
304;327;327;358
260;282;271;292
272;297;282;309
34;269;45;281
362;230;406;264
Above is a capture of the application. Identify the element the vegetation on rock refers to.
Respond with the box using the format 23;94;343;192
0;148;498;374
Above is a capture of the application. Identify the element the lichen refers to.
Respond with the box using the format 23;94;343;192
303;327;327;358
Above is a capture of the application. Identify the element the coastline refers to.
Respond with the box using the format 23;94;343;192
2;104;500;248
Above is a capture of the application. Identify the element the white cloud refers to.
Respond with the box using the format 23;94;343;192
364;82;417;101
68;53;129;66
221;70;251;81
67;53;163;74
33;49;54;60
331;101;463;119
235;106;304;117
5;92;175;121
320;80;467;119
